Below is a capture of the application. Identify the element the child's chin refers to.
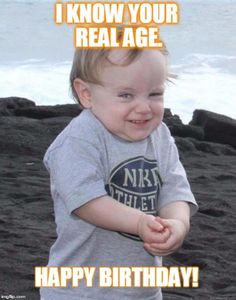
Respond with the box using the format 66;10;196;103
126;133;151;142
129;127;160;142
115;129;154;142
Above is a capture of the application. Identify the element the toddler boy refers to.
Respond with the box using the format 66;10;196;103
40;47;198;300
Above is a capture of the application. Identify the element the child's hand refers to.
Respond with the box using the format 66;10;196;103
137;214;171;245
143;217;188;257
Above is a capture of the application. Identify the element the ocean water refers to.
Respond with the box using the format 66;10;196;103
0;0;235;123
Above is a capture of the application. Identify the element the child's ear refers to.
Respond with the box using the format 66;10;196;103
73;78;92;108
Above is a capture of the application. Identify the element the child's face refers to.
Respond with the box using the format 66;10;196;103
83;50;166;142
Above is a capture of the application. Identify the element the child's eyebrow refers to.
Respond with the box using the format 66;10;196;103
110;85;165;93
151;87;165;93
113;86;136;92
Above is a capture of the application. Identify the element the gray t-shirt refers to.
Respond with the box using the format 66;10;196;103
40;109;198;300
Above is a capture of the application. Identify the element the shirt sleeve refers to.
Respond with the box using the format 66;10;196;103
157;135;198;217
46;136;107;215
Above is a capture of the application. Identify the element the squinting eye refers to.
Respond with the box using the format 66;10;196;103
118;93;133;99
149;93;163;97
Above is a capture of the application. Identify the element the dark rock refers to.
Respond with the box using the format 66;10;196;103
190;109;236;149
200;208;225;217
174;137;197;153
1;98;236;157
169;124;204;140
0;97;35;116
163;108;183;127
163;108;174;118
0;97;81;119
0;116;71;157
14;104;81;119
190;139;236;156
174;136;236;156
163;109;204;140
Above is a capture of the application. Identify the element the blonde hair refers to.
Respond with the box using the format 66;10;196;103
69;26;169;107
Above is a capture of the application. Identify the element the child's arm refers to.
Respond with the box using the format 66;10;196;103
143;201;190;256
73;195;170;245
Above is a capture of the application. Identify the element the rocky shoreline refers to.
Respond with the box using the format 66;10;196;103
0;97;235;299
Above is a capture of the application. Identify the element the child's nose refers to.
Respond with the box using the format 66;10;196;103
134;98;151;114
